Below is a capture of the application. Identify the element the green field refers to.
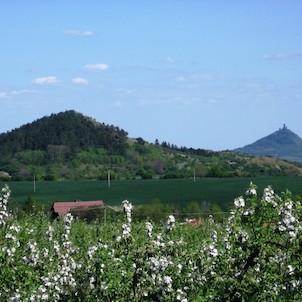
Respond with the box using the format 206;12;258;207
2;176;302;210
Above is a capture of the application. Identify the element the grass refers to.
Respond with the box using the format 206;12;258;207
2;176;302;210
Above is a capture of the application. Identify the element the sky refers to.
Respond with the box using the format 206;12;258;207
1;1;302;151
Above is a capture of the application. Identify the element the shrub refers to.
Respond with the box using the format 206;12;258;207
1;183;302;301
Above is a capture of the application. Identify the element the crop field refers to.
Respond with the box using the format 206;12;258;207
2;176;302;210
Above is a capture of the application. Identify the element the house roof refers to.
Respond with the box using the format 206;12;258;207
52;201;104;217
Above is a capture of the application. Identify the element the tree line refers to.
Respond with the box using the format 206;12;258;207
0;110;301;181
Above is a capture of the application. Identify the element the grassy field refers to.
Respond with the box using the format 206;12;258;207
2;176;302;210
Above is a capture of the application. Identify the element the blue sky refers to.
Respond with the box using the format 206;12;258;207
1;1;302;151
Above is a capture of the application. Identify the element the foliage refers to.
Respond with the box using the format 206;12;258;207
133;199;173;223
0;110;128;155
69;206;107;223
1;183;302;301
0;111;302;180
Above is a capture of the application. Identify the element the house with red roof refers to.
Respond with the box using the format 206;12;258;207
51;200;104;218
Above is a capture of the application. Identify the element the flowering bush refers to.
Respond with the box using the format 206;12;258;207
1;183;302;301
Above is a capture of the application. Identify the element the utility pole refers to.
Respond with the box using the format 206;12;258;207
104;207;107;223
33;173;36;193
108;169;111;187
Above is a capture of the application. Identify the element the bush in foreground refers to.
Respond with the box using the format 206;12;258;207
1;183;302;301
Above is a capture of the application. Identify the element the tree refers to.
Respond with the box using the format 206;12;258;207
182;201;202;219
136;137;146;145
133;199;172;222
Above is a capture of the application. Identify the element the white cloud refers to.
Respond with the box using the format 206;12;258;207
115;88;137;95
72;77;89;85
112;100;123;108
11;89;34;95
176;73;222;82
176;76;186;82
0;90;34;99
0;92;7;98
165;56;174;64
84;64;109;71
31;76;58;85
262;53;302;60
63;30;94;36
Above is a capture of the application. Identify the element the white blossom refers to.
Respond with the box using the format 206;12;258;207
87;245;98;259
165;215;176;233
146;221;153;238
122;199;133;223
246;182;257;196
288;265;295;276
234;196;245;208
122;223;131;239
262;187;277;207
0;185;11;226
209;244;219;257
176;289;188;302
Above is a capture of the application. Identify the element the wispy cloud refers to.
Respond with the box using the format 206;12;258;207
72;77;89;85
84;64;109;71
11;89;34;95
176;73;222;82
63;29;94;36
165;56;174;64
0;92;7;98
0;89;34;98
115;88;137;96
112;100;123;108
262;53;302;60
176;76;186;82
31;76;58;85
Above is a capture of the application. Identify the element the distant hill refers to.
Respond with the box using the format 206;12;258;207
0;112;302;180
234;124;302;163
0;110;128;155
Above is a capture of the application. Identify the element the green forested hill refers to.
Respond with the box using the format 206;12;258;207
0;110;128;154
0;111;302;180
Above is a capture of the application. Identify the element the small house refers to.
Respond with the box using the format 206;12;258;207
51;200;104;218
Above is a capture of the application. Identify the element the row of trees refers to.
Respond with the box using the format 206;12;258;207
0;146;298;181
1;111;301;180
159;139;218;157
16;195;226;224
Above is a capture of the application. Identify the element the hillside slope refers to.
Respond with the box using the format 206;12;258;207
235;125;302;163
0;110;128;155
0;112;302;180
